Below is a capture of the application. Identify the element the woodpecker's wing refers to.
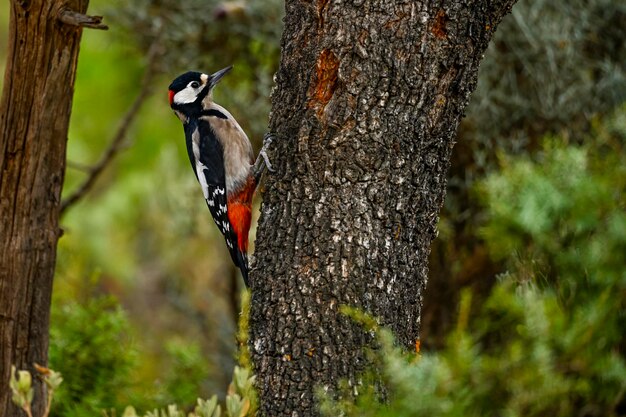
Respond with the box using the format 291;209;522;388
183;119;224;186
183;119;246;276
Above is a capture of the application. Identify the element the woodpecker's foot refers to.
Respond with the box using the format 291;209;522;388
252;133;276;182
261;133;276;173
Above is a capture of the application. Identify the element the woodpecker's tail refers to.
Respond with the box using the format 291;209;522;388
236;250;249;287
227;245;249;287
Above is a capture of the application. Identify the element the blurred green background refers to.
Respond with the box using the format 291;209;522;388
1;0;624;416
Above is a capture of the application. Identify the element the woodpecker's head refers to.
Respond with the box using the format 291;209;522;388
168;66;232;116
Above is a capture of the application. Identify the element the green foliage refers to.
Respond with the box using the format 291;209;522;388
321;125;626;416
114;289;257;417
445;0;626;210
480;124;626;311
49;296;137;417
444;0;626;230
428;0;626;348
119;366;257;417
225;366;257;417
10;365;63;417
157;339;212;407
47;289;216;415
9;366;34;413
467;0;626;154
33;288;253;416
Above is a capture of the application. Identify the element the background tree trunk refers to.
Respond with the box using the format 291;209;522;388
0;1;90;415
250;1;517;415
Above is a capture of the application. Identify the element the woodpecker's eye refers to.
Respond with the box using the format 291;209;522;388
190;81;200;89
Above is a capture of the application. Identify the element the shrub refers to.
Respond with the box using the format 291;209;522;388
49;296;137;417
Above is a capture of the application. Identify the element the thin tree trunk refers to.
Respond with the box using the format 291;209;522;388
0;1;90;415
250;1;517;415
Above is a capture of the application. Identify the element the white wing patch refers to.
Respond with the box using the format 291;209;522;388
196;162;209;199
192;131;210;200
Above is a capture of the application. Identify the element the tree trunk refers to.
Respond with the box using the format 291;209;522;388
250;1;517;415
0;1;90;415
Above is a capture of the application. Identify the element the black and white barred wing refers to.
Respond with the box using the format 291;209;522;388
204;185;232;247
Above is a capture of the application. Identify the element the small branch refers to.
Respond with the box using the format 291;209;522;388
22;404;34;417
66;160;93;173
60;40;163;215
42;389;52;417
57;7;109;30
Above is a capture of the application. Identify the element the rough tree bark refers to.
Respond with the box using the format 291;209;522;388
250;1;517;416
0;1;101;415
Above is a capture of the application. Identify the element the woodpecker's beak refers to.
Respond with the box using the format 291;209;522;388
208;65;233;89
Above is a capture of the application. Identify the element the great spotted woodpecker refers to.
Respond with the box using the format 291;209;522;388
168;66;273;287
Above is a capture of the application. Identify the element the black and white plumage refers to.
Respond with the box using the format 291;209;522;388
168;66;273;286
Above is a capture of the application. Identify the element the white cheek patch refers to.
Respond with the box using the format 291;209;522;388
174;86;203;104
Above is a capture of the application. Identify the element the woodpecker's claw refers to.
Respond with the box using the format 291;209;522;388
260;150;275;173
252;132;276;181
261;133;276;173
